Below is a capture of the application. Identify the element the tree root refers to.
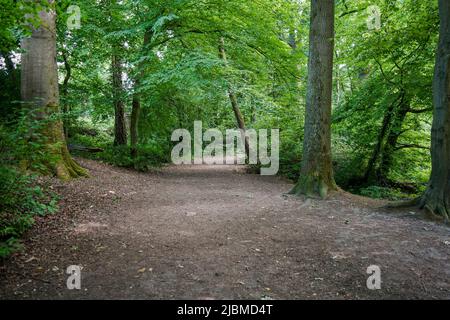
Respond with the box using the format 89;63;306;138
419;196;450;223
383;198;420;209
55;144;89;180
384;195;449;224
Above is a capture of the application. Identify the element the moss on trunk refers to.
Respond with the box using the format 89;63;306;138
290;172;337;199
38;112;88;180
20;3;87;181
291;0;336;199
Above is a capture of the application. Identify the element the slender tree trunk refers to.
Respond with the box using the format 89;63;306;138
130;95;140;158
288;30;297;50
363;91;404;183
61;50;71;141
218;37;250;158
20;0;86;180
290;0;336;198
377;99;410;183
111;49;127;146
419;0;450;221
130;29;153;158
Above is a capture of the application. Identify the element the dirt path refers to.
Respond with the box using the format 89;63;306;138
0;158;449;299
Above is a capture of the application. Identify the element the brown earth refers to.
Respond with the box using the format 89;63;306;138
0;158;449;300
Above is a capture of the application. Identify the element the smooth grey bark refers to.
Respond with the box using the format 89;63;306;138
20;0;86;179
290;0;337;198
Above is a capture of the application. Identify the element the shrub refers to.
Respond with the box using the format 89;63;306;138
0;111;59;258
0;165;58;258
96;143;169;172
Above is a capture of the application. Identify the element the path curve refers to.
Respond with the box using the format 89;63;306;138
0;159;449;299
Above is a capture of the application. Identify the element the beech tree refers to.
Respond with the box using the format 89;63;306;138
419;0;450;221
20;0;86;179
290;0;337;198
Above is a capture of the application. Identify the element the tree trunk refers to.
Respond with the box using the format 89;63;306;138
111;50;127;146
20;1;86;180
419;0;450;221
130;95;140;158
130;28;153;158
363;91;404;184
61;50;71;141
288;30;297;50
218;37;250;158
377;99;410;183
290;0;336;198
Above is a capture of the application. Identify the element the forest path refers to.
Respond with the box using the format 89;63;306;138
0;158;449;299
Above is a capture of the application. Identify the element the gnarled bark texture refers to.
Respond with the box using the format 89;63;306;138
21;1;86;180
419;0;450;221
290;0;337;198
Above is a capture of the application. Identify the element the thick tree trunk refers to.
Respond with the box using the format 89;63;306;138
218;37;250;158
20;1;86;180
290;0;337;198
419;0;450;221
111;50;127;146
130;29;153;158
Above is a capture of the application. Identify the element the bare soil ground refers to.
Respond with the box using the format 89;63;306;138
0;158;449;300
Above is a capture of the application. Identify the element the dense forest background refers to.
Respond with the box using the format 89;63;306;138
0;0;443;255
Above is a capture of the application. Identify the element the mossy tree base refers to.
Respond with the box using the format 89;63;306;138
289;173;337;199
33;120;89;181
20;3;88;182
24;141;89;181
43;114;89;180
55;146;88;180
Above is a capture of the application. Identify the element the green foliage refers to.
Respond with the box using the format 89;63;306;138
357;186;415;201
68;120;169;171
0;108;61;174
0;111;59;257
0;0;51;52
330;0;436;197
0;0;441;203
0;165;58;258
99;144;169;171
0;55;20;123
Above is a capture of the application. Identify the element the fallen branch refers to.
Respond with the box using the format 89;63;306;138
68;144;104;153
